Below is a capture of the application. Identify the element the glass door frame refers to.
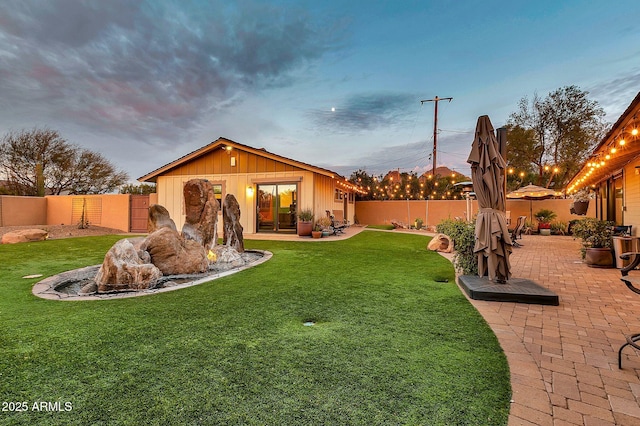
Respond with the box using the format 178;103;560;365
256;183;298;233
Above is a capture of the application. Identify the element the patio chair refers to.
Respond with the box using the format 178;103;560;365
612;225;632;237
509;216;527;248
618;251;640;368
325;210;347;235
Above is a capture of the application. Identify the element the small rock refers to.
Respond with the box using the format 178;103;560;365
427;233;454;253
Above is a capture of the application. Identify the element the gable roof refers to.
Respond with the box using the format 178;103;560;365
138;137;345;183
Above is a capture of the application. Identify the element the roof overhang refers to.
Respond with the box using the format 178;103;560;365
567;92;640;192
138;137;367;194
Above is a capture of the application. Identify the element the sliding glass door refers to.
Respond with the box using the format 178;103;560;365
256;183;297;233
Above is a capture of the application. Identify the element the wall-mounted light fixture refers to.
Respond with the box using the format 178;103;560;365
246;186;254;197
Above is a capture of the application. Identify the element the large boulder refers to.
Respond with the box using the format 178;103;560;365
181;179;219;250
95;238;163;292
1;229;49;244
222;194;244;253
427;233;454;253
142;227;209;275
148;204;177;233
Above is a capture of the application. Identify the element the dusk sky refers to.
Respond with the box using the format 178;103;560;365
1;0;639;183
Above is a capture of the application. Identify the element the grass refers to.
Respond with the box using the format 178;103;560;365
364;224;395;230
0;231;510;425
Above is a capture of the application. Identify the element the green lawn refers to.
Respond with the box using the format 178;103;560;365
0;230;510;425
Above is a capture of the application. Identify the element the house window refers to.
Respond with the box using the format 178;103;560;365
212;184;222;209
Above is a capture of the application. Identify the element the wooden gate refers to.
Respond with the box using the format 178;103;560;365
129;195;150;233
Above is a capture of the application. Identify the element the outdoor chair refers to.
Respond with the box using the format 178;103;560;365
509;216;527;248
325;210;348;235
618;251;640;368
612;225;632;237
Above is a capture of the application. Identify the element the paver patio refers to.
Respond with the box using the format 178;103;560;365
466;234;640;425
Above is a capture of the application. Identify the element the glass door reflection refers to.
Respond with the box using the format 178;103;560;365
256;183;297;233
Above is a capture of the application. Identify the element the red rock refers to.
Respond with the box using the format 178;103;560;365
142;227;209;275
95;239;163;292
181;179;219;250
1;229;49;244
222;194;244;253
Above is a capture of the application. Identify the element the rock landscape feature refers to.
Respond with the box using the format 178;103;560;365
88;178;247;294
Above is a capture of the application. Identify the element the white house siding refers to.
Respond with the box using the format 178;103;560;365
156;170;318;234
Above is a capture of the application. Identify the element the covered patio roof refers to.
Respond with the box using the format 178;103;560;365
567;91;640;192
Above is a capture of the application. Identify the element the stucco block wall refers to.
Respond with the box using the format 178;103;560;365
0;195;47;226
46;194;131;232
356;199;594;228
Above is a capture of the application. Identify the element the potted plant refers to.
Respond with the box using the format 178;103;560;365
311;223;323;239
571;217;614;268
570;188;592;216
534;209;557;236
297;208;314;237
317;216;333;237
414;218;424;230
550;221;568;235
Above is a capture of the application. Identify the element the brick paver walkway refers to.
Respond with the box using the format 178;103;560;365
466;234;640;425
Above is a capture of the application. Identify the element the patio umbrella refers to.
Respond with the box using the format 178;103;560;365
506;184;557;224
467;115;512;283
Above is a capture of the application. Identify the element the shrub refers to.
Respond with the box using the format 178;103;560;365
316;216;332;230
550;221;568;235
436;219;478;275
571;217;614;259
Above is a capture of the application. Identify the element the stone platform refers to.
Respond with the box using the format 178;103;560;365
457;274;559;305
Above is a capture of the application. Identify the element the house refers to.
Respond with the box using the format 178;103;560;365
138;137;362;235
567;91;640;232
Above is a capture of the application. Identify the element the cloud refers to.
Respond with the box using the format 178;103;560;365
0;0;341;143
307;92;416;133
587;67;640;117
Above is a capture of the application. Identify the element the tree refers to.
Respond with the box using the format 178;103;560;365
0;128;128;196
506;86;607;190
348;168;470;200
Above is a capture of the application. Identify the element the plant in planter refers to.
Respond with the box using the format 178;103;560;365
317;216;333;236
570;188;592;216
571;217;614;268
297;208;314;236
311;222;323;239
534;209;557;235
550;221;568;235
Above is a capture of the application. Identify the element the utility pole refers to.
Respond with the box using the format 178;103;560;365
421;96;452;176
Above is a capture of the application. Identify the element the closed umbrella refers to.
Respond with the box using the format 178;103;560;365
506;184;557;224
467;115;512;283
